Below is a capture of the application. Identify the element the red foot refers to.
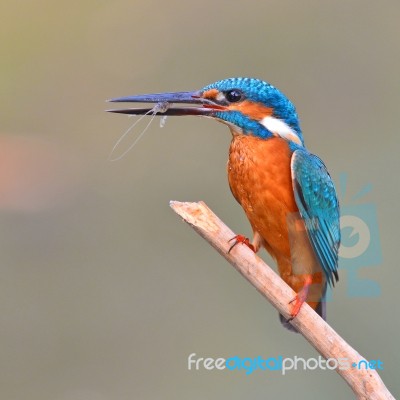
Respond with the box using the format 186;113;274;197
287;275;312;322
228;235;255;253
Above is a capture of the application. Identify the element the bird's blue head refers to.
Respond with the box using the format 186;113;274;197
200;78;304;145
108;77;304;146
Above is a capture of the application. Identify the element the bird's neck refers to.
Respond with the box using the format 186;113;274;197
229;127;304;153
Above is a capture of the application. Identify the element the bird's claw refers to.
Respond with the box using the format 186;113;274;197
228;235;255;253
286;275;312;322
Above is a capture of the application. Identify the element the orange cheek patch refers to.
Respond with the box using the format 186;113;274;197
202;89;219;100
229;101;273;120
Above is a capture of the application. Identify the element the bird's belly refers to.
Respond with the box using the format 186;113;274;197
228;135;326;307
228;136;299;264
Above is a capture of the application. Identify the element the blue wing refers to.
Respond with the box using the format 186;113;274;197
291;149;340;286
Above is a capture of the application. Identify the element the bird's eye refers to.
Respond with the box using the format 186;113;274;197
225;89;243;103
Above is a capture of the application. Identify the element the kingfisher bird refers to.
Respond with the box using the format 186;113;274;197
108;77;340;332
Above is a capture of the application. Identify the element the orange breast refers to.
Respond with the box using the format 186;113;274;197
227;135;298;266
228;134;326;309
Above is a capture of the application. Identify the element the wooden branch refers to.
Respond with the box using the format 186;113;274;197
170;200;394;400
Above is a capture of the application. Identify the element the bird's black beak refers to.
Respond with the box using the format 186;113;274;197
106;91;224;116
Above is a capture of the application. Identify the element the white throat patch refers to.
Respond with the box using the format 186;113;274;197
260;116;302;145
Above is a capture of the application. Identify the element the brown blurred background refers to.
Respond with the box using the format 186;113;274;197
1;1;399;399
